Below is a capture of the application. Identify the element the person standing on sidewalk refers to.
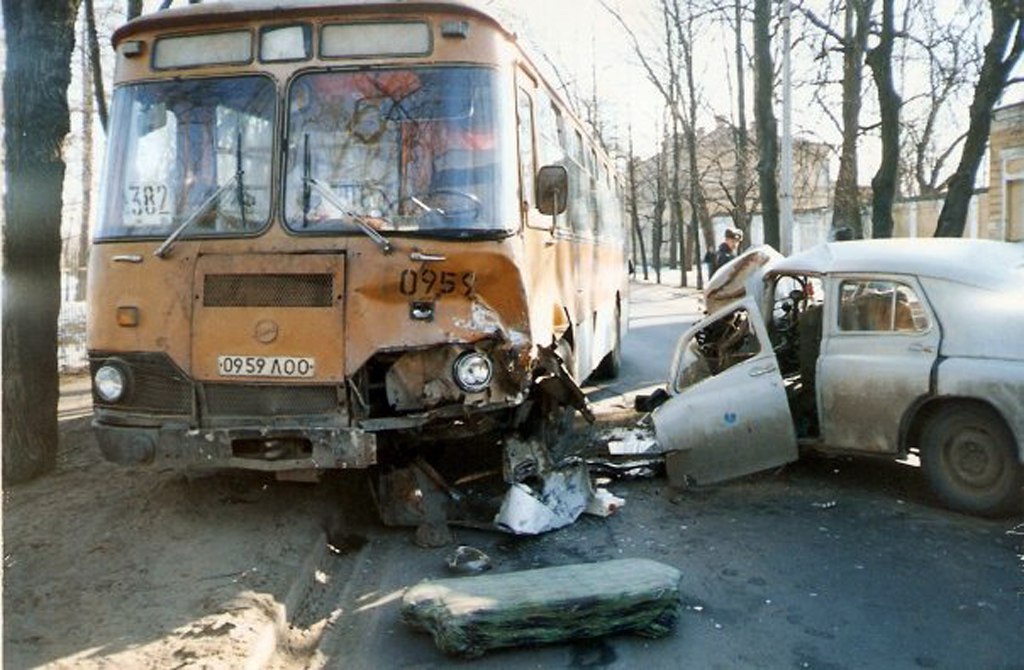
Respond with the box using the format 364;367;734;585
711;228;743;275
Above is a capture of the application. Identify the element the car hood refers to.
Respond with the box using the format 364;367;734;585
703;245;783;314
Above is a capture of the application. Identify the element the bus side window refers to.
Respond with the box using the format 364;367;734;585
516;87;535;214
534;92;569;231
569;129;592;236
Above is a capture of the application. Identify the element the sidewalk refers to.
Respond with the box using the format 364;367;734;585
59;372;93;421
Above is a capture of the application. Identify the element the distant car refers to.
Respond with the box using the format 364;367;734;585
652;239;1024;516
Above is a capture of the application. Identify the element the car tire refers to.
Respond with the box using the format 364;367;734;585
921;405;1023;517
592;304;621;381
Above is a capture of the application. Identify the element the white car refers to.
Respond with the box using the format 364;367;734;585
652;239;1024;516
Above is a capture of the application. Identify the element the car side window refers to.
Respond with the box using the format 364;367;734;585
838;280;930;333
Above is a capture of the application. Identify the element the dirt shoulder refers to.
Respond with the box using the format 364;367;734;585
3;379;331;668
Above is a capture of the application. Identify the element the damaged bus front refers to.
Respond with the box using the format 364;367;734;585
87;3;627;478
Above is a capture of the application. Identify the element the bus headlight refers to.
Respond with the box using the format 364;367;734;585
452;352;493;393
94;364;128;403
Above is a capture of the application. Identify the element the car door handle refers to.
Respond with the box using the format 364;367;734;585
908;343;935;353
749;365;776;377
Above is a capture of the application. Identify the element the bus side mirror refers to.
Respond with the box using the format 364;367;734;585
535;164;567;218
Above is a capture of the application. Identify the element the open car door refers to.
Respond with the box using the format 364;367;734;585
652;297;798;485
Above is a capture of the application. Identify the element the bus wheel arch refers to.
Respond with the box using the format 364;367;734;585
591;295;622;380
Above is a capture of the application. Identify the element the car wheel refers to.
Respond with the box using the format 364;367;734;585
921;405;1023;517
592;304;621;381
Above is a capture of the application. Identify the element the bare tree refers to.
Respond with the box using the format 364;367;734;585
675;0;709;288
753;0;780;248
865;0;899;238
627;131;650;281
732;0;751;243
77;4;94;298
3;0;83;483
652;144;668;284
900;2;984;197
662;3;683;274
802;0;874;238
935;0;1024;238
83;0;108;131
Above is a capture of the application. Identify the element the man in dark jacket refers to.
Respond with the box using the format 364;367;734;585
711;228;743;276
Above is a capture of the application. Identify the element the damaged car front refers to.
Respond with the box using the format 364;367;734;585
653;239;1024;517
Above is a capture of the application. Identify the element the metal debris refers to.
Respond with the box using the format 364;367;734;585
494;465;592;535
584;488;625;517
446;545;493;574
604;426;660;456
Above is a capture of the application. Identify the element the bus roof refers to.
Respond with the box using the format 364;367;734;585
112;0;617;170
113;1;509;44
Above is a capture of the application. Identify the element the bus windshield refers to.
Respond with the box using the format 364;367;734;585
97;76;276;240
284;66;514;235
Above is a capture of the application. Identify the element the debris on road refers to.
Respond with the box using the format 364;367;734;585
400;558;683;657
604;425;660;456
446;545;493;574
586;456;664;480
494;465;592;534
585;488;625;517
372;435;627;538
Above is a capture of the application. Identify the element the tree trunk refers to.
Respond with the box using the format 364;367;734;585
866;0;900;239
627;134;649;280
78;8;94;300
2;0;82;484
936;0;1024;238
671;128;687;282
83;0;108;131
753;0;779;249
669;126;681;271
662;2;681;274
653;148;668;284
126;0;143;19
682;11;706;289
733;0;750;244
832;0;872;239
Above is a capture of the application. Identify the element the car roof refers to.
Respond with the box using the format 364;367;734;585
770;238;1024;289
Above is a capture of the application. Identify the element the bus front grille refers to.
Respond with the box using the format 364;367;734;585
203;273;334;307
201;384;341;417
90;353;193;414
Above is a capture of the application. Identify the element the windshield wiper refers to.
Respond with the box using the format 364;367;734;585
155;128;249;259
302;133;311;228
235;129;247;230
306;177;394;255
153;176;236;259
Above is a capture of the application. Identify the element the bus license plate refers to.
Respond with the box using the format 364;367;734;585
217;355;315;378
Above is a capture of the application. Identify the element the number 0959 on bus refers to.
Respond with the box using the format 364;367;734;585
217;355;315;378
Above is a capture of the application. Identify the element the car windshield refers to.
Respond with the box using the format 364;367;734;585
97;76;276;240
283;66;515;236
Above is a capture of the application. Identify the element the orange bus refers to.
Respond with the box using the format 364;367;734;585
88;1;628;476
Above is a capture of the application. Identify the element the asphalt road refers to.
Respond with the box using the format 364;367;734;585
306;278;1024;669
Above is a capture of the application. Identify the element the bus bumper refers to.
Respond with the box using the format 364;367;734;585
93;420;378;471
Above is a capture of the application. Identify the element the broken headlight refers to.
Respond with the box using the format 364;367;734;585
452;351;493;393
